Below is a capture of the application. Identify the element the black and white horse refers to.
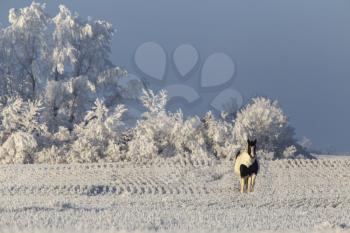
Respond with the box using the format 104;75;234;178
234;139;259;193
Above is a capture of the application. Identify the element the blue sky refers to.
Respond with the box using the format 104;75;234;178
1;0;350;153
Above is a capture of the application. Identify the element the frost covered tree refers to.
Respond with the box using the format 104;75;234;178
299;136;312;151
233;97;301;158
0;32;9;98
45;76;98;131
0;2;51;99
0;2;143;164
95;67;129;107
46;4;130;130
52;4;114;80
43;68;129;132
0;2;138;132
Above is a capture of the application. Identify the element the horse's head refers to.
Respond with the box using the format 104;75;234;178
247;139;257;159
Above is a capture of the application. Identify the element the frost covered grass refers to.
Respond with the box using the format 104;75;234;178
0;157;349;232
0;227;349;233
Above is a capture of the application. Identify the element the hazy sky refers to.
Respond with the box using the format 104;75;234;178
1;0;350;153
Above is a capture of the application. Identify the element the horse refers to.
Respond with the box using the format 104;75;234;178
234;139;259;193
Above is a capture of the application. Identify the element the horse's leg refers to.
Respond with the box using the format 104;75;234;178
247;176;252;192
240;177;245;193
251;174;256;192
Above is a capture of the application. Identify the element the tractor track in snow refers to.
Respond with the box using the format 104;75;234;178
0;158;218;197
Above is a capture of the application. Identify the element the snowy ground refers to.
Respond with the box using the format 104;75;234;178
0;157;350;233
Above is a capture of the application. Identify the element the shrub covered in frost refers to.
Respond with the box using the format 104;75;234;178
201;111;238;160
126;90;207;161
66;99;127;163
233;97;308;159
34;145;68;164
0;97;50;164
257;150;275;160
0;97;48;136
282;145;297;158
0;132;37;164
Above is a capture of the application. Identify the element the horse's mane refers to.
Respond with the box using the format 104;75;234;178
235;150;241;160
235;142;256;160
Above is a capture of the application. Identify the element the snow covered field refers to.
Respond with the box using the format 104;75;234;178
0;157;350;233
